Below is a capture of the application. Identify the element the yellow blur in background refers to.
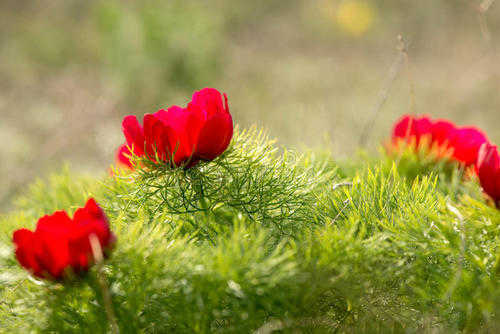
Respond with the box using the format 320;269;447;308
335;1;376;36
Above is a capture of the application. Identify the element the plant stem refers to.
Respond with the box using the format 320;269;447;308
90;234;120;334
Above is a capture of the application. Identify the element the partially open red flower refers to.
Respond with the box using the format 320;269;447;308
476;143;500;207
448;127;489;166
118;88;233;169
12;198;115;280
390;115;491;168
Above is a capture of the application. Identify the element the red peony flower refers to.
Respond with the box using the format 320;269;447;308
390;115;490;168
119;88;233;168
476;143;500;207
448;127;489;166
12;198;115;280
391;115;433;147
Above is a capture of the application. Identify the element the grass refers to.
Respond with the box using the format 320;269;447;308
1;128;499;333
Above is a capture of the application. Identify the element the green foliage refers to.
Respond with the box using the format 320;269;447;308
1;127;499;333
105;127;335;243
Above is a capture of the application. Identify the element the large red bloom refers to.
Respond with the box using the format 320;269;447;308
476;143;500;207
118;88;233;168
12;198;115;280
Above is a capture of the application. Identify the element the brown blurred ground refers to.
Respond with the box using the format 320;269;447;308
1;0;499;209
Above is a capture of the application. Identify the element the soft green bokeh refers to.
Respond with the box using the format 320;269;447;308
0;0;499;207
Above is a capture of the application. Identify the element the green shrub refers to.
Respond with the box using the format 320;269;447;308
1;128;499;333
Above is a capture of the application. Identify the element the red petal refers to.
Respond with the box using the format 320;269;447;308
190;88;227;117
13;229;43;277
477;143;500;202
154;106;205;166
122;115;145;155
71;199;113;271
449;127;489;165
36;233;71;279
431;119;456;146
391;115;432;147
188;88;233;161
83;198;105;219
31;211;73;278
35;211;73;235
116;144;133;168
392;115;415;142
195;112;233;161
414;117;432;134
413;116;433;145
144;114;173;162
73;198;112;248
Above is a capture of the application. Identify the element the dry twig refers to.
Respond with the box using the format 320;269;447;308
358;35;409;147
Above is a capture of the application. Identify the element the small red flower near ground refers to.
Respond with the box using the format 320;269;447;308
117;88;233;168
12;198;115;280
476;143;500;208
390;115;489;167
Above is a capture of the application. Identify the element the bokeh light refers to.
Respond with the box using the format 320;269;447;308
336;1;376;36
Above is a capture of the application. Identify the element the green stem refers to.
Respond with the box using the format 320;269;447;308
90;235;120;334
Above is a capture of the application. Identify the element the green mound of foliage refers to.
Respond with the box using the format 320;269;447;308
1;128;499;333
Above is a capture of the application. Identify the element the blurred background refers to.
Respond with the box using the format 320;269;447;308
1;0;499;209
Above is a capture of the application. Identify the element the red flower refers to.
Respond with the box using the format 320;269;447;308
476;143;500;207
391;115;433;147
448;127;489;166
390;115;490;167
119;88;233;168
12;198;115;280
